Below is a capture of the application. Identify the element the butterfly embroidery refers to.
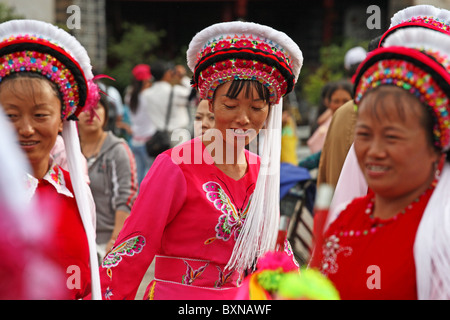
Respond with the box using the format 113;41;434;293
214;266;234;288
102;235;146;279
182;260;209;285
202;181;252;244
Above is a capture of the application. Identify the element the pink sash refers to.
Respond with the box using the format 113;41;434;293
154;255;243;289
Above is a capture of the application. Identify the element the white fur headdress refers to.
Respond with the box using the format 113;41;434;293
187;21;303;105
378;4;450;48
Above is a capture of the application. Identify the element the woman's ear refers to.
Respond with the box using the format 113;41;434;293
208;100;214;113
58;119;63;133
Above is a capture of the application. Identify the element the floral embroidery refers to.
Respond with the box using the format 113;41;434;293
104;287;113;300
320;235;353;276
182;260;209;285
24;161;73;200
102;235;146;279
202;181;251;243
214;266;234;288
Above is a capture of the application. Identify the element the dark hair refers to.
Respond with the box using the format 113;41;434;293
129;77;143;113
326;80;353;101
98;94;110;130
215;80;271;104
150;60;175;81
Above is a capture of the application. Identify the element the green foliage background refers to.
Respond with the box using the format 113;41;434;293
300;39;369;107
105;23;167;93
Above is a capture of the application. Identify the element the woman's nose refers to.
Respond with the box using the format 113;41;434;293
235;109;250;125
17;116;35;137
367;137;387;159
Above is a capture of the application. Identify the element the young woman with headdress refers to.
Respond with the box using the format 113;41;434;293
97;21;303;300
309;27;450;300
0;19;102;299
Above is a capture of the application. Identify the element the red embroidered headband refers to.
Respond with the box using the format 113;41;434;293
354;46;450;151
187;21;303;105
0;20;100;120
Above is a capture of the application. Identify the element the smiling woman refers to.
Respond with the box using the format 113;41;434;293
0;19;102;299
309;27;450;300
1;75;63;180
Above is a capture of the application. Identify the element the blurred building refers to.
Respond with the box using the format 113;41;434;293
3;0;450;76
103;0;450;67
0;0;107;71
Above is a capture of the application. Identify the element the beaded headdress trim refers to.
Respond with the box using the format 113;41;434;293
0;36;87;120
354;46;450;151
187;21;303;105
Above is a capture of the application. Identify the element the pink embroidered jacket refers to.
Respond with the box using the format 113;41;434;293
98;137;260;299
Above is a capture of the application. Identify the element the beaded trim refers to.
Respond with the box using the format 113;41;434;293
354;49;450;151
403;16;450;32
0;50;80;119
192;34;295;105
0;35;89;120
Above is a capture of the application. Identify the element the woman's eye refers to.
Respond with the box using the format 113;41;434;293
355;131;369;138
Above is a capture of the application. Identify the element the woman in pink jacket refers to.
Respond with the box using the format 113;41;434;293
98;21;303;300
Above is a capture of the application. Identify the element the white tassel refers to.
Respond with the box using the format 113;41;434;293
225;101;282;272
414;163;450;299
62;121;101;300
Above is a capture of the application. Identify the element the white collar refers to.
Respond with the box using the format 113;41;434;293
24;159;74;201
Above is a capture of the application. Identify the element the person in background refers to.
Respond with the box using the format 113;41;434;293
281;99;299;166
126;64;154;184
307;81;353;155
142;60;191;147
343;46;367;79
78;95;138;260
194;99;215;137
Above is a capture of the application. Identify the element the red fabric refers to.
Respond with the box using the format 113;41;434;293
37;168;91;299
309;188;433;300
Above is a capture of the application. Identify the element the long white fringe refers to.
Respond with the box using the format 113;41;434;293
62;120;101;299
225;100;282;272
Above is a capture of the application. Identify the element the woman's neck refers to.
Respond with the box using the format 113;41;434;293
80;129;107;158
80;128;104;144
32;156;51;180
373;175;435;220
